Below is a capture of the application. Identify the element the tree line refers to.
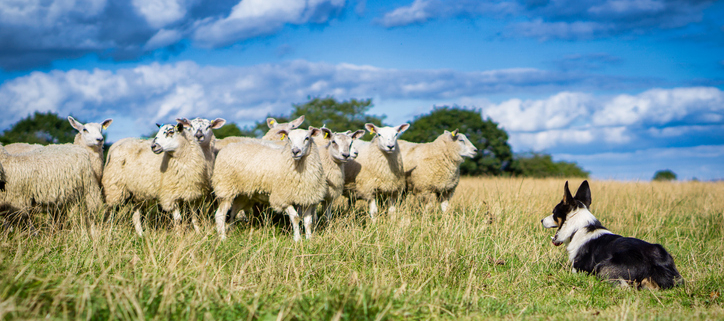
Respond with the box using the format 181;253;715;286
0;97;590;178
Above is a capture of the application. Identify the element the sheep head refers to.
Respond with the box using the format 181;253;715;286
446;129;478;158
279;126;320;160
365;123;410;154
178;117;226;145
68;116;113;148
151;121;187;154
321;127;365;163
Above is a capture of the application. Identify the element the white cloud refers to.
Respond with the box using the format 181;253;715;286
131;0;186;29
192;0;345;47
478;87;724;151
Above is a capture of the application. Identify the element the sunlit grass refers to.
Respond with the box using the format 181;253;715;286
1;177;722;320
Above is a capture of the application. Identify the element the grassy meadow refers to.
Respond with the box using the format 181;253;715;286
1;177;723;320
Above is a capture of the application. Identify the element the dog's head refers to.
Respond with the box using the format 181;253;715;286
541;180;592;246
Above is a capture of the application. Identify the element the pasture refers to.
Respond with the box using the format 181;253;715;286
1;177;722;320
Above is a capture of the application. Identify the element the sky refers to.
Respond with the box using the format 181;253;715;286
0;0;723;180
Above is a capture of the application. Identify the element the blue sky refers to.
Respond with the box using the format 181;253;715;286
1;0;723;180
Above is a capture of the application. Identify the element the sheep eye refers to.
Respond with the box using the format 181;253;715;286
83;128;88;132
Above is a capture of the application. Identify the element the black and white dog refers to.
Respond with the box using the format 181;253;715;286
541;180;682;289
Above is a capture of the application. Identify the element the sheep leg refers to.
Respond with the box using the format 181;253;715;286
323;200;333;222
440;191;454;213
387;196;397;217
191;210;200;234
303;206;315;240
285;206;302;242
132;209;144;237
215;199;232;240
369;198;378;221
231;197;249;223
171;207;182;230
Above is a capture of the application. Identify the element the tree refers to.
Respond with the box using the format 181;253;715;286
513;152;589;178
653;169;677;181
240;96;387;137
404;106;514;176
0;111;76;145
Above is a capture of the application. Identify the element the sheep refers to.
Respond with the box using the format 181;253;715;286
212;127;326;241
2;143;43;154
214;115;305;153
67;116;113;183
0;144;103;230
314;127;365;222
3;116;113;184
398;129;478;213
344;123;410;220
178;117;226;179
102;120;208;236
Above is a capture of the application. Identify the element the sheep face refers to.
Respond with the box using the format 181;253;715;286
180;117;226;144
365;123;410;154
68;116;113;147
280;127;320;160
322;128;365;163
151;123;185;154
447;129;478;158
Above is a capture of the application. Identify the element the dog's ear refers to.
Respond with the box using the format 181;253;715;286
574;180;592;209
562;181;575;205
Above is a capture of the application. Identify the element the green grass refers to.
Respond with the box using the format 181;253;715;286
1;178;722;320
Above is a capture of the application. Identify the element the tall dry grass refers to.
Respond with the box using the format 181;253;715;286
0;177;722;320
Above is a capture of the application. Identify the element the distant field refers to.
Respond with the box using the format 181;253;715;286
1;178;722;320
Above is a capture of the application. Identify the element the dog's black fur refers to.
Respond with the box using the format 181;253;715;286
543;181;682;289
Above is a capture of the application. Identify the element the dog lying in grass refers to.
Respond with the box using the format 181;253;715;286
541;180;683;289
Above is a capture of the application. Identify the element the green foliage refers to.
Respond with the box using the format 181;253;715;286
243;96;387;137
513;152;589;178
212;122;251;139
403;106;514;176
653;169;677;181
0;111;76;145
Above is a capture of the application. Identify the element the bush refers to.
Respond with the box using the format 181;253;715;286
653;169;677;181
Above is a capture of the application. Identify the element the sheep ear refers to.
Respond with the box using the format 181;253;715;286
308;127;321;138
267;118;277;129
101;119;113;130
290;115;305;129
68;116;84;132
350;130;365;140
177;118;192;127
156;123;162;128
210;118;226;129
451;129;459;140
278;129;289;140
396;123;410;133
320;127;332;139
365;123;377;135
176;123;185;132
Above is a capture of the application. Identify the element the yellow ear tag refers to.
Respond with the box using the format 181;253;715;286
280;133;286;140
324;132;329;139
102;125;108;130
369;128;375;135
452;132;457;138
270;120;276;125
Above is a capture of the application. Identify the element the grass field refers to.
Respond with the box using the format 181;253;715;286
1;178;723;320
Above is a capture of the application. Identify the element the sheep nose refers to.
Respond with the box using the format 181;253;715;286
96;137;103;142
341;152;350;158
195;130;203;138
291;148;301;156
386;145;395;150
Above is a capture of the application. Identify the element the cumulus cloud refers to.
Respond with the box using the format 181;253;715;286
381;0;716;40
0;0;346;70
477;86;724;152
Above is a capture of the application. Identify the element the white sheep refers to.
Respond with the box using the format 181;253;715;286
0;144;103;229
344;123;410;220
398;129;478;212
314;127;365;222
2;143;43;154
212;127;326;241
214;115;305;153
3;117;113;183
178;117;225;179
102;120;209;236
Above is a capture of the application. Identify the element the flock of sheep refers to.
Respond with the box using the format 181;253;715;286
0;115;478;241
